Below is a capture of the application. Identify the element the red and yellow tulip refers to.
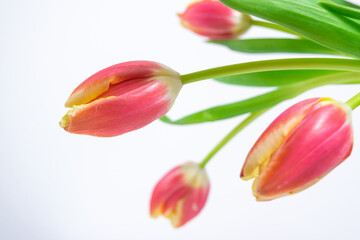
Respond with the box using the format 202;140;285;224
60;61;181;137
179;0;251;40
241;98;353;201
150;162;210;228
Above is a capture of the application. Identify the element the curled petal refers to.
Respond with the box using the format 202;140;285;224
65;61;179;107
241;98;322;180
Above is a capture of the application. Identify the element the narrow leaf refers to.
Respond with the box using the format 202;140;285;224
215;70;341;87
160;85;304;125
320;1;360;20
331;0;360;9
209;38;342;55
220;0;360;58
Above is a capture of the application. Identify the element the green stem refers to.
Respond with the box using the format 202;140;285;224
346;92;360;110
252;20;303;38
199;110;267;168
180;58;360;85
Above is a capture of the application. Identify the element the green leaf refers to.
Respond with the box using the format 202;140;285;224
331;0;360;9
320;1;360;20
209;38;342;55
215;69;341;87
160;85;302;125
220;0;360;58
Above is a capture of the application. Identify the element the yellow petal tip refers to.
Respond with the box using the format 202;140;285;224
59;112;71;128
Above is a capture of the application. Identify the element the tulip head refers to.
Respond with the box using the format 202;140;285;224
150;162;210;228
60;61;181;137
179;0;251;40
241;98;353;201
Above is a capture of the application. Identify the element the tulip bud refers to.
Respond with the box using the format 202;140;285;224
150;162;210;228
59;61;182;137
178;0;251;40
241;98;353;201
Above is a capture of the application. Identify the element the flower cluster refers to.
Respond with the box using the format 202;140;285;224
60;0;360;229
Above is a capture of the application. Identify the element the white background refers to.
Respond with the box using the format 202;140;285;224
1;0;360;239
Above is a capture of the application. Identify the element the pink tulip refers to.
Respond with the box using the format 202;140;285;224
241;98;353;201
178;0;251;40
60;61;182;137
150;162;210;228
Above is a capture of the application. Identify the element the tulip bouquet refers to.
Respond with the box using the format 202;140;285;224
60;0;360;228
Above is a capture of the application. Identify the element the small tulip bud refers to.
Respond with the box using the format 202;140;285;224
241;98;353;201
178;0;251;40
150;162;210;228
60;61;182;137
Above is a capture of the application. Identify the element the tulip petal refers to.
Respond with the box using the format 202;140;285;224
180;185;209;227
65;61;179;107
241;98;322;180
61;77;174;137
150;166;184;218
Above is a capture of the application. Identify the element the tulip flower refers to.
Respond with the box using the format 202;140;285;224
59;61;182;137
178;0;251;40
150;162;210;228
241;98;353;201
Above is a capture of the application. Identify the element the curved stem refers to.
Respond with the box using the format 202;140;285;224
199;110;267;169
252;20;303;38
180;58;360;85
346;92;360;110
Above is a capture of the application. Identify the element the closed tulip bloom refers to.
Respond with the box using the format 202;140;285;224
179;0;251;40
59;61;182;137
241;98;353;201
150;162;210;228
